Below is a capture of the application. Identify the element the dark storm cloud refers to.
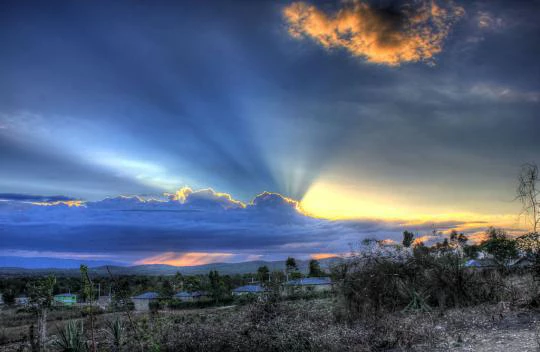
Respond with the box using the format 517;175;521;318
0;194;76;203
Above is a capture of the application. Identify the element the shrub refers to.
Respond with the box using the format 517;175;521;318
335;252;509;321
53;320;87;352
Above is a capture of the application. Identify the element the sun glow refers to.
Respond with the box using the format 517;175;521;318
301;180;521;229
310;253;338;260
136;252;234;267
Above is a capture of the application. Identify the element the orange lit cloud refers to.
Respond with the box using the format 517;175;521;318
136;252;234;266
311;253;338;260
283;0;464;66
166;187;246;209
32;200;84;207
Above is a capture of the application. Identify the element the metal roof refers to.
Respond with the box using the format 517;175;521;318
55;293;77;297
132;292;159;299
232;285;266;293
174;291;209;298
464;259;497;267
285;277;332;286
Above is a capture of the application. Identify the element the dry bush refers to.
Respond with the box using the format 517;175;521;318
334;252;512;321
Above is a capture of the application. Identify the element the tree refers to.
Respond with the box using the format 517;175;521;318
174;272;184;291
482;237;518;267
160;279;174;299
402;231;415;248
27;275;56;351
449;230;468;246
463;244;480;259
208;270;226;302
257;265;270;282
308;259;323;277
285;257;298;273
486;226;508;240
3;289;16;306
432;238;451;254
517;163;540;233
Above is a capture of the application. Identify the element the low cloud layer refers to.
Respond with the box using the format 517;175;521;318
283;0;464;66
0;188;489;266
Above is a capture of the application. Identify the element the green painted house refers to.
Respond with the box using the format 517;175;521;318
54;293;77;306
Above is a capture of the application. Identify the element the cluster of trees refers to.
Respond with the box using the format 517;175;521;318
400;226;531;268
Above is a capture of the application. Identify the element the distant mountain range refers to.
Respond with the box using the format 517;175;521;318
0;257;342;277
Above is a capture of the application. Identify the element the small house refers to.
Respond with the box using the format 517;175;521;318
131;292;159;311
15;295;29;306
96;295;112;309
464;259;497;268
284;277;333;295
54;293;77;306
232;284;266;296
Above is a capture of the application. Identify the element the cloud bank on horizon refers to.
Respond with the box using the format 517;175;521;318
0;187;506;267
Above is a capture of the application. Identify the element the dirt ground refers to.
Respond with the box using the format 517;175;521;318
1;302;540;351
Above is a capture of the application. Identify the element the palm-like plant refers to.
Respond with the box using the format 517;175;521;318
53;320;87;352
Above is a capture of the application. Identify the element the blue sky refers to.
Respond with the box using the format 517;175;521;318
0;0;539;266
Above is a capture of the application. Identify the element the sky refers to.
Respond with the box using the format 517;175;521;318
1;0;539;267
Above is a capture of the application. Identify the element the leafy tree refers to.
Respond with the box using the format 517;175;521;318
432;238;451;253
412;241;429;258
3;289;16;306
486;226;508;240
463;244;481;259
308;259;323;277
183;276;202;291
174;272;184;291
27;275;56;351
449;230;468;246
402;231;415;247
285;257;298;273
160;279;174;299
482;237;519;267
257;265;270;282
208;270;226;302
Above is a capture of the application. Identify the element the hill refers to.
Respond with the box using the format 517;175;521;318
0;257;342;277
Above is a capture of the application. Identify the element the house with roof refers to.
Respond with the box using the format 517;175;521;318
15;295;29;306
284;277;333;295
464;258;497;268
232;284;267;296
174;291;209;302
131;292;159;311
54;293;77;306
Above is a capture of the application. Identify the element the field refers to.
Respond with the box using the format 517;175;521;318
1;289;540;351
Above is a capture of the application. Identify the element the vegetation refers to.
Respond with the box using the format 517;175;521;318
53;320;87;352
308;259;324;277
402;230;415;248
